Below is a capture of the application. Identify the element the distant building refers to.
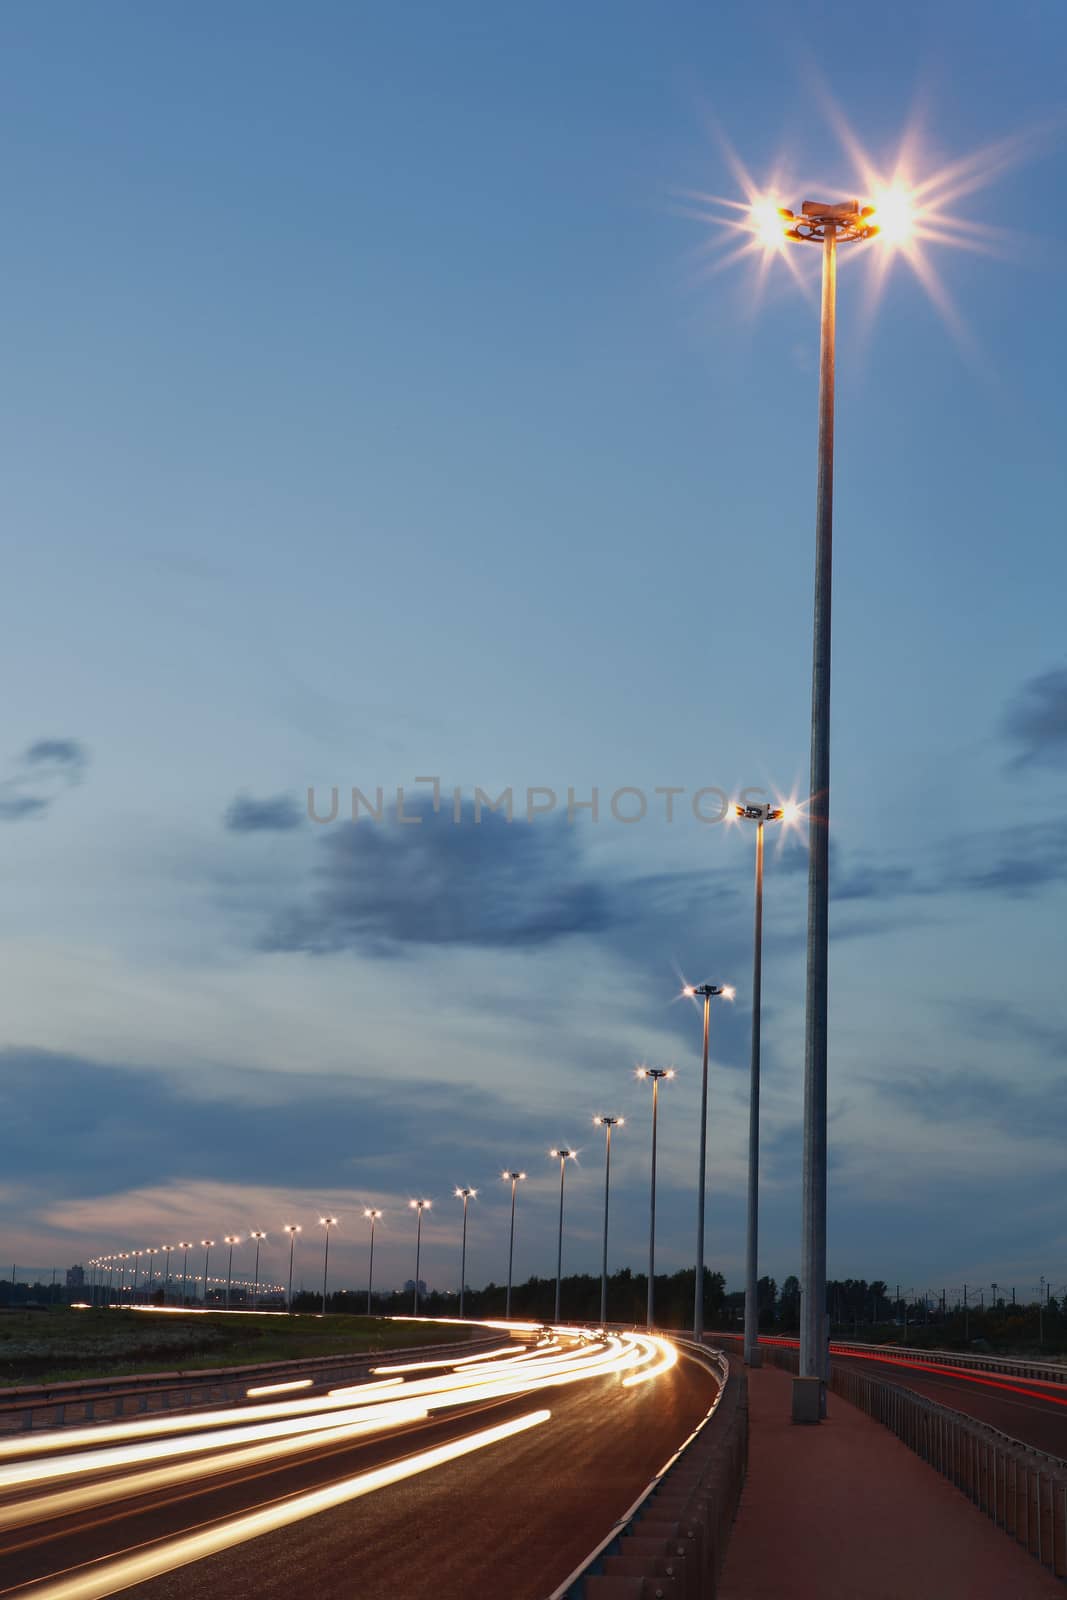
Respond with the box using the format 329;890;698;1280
66;1265;85;1289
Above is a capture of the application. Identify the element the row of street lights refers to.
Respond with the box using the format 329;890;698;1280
87;796;794;1342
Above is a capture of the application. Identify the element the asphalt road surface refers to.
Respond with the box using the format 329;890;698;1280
0;1327;718;1600
828;1346;1067;1457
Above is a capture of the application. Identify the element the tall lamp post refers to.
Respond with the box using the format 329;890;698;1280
161;1245;173;1304
501;1171;526;1319
178;1243;192;1308
410;1201;431;1315
593;1116;623;1326
132;1251;142;1301
454;1189;476;1317
777;198;879;1418
319;1217;338;1315
249;1232;266;1311
364;1209;382;1315
549;1149;577;1323
283;1224;301;1313
224;1237;241;1310
637;1069;674;1331
201;1241;214;1309
735;800;793;1366
682;983;733;1340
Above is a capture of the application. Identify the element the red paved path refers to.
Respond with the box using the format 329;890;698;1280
719;1364;1060;1599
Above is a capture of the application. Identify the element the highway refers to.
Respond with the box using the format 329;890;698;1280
0;1324;718;1600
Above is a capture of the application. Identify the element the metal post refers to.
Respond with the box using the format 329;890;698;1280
648;1076;660;1331
182;1247;189;1309
459;1196;468;1318
367;1216;376;1316
414;1208;423;1316
506;1179;517;1320
287;1234;296;1314
321;1226;330;1316
253;1238;261;1312
964;1283;969;1344
226;1243;234;1311
555;1157;566;1323
601;1123;613;1326
202;1246;210;1308
744;818;765;1368
798;221;836;1417
694;993;711;1340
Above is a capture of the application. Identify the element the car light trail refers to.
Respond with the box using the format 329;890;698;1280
245;1379;314;1397
6;1410;552;1600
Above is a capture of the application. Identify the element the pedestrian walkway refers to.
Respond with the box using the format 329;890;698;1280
719;1363;1060;1599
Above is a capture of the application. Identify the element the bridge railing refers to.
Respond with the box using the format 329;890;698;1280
714;1330;1067;1583
714;1330;1067;1386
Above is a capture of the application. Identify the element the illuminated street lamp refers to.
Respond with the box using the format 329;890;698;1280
772;198;884;1415
178;1243;192;1307
224;1236;241;1310
734;800;795;1366
454;1189;476;1317
161;1245;174;1303
364;1209;382;1314
131;1251;142;1300
410;1201;431;1315
593;1117;623;1326
319;1217;338;1315
145;1248;158;1294
283;1225;301;1313
682;983;734;1339
249;1232;267;1311
637;1069;674;1331
201;1241;215;1309
501;1172;526;1319
549;1149;577;1323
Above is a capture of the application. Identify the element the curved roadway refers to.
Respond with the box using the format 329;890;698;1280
0;1325;718;1600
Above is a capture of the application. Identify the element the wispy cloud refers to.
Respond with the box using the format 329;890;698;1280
0;737;88;822
225;793;304;833
1002;665;1067;769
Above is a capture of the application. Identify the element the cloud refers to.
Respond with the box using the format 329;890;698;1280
1002;666;1067;769
225;793;304;833
0;737;88;822
265;795;609;954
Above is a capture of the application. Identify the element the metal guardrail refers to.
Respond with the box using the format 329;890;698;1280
549;1341;748;1599
720;1330;1067;1386
0;1332;498;1434
716;1330;1067;1584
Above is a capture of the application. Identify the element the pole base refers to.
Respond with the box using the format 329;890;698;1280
791;1375;823;1424
744;1347;763;1368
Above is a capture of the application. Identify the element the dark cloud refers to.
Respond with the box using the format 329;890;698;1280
1002;666;1067;770
225;794;304;833
0;736;88;822
265;795;609;954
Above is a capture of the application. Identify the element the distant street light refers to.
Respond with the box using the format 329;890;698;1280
593;1117;623;1325
249;1232;267;1311
162;1245;174;1304
682;983;734;1339
201;1241;215;1309
283;1225;301;1313
637;1068;674;1331
455;1189;476;1318
319;1218;338;1316
146;1249;158;1294
549;1149;577;1323
363;1209;382;1315
501;1172;526;1319
178;1243;192;1307
735;799;794;1366
410;1201;431;1315
224;1237;241;1310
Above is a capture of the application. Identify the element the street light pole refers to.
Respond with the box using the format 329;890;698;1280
501;1172;525;1319
549;1150;576;1323
778;198;877;1419
410;1201;431;1314
593;1117;623;1326
250;1232;266;1311
363;1210;382;1315
162;1246;173;1304
454;1190;475;1317
319;1218;338;1315
283;1225;301;1313
179;1243;191;1308
638;1068;674;1331
683;984;732;1340
735;802;791;1366
201;1241;214;1309
224;1236;240;1310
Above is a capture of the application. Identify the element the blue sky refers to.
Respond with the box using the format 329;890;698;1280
2;1;1066;1305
